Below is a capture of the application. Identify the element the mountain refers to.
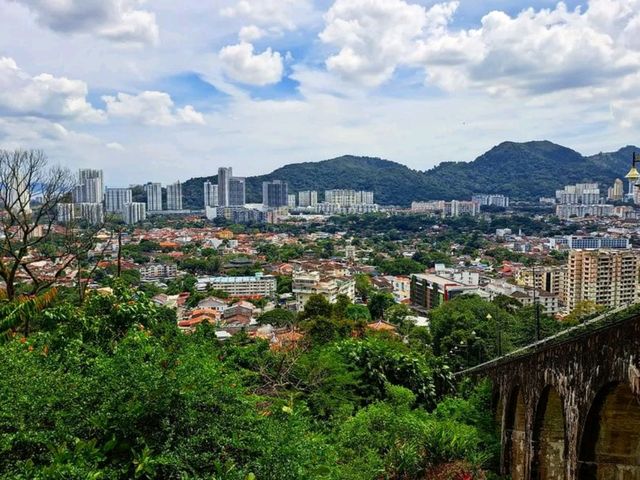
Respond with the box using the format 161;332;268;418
180;142;639;208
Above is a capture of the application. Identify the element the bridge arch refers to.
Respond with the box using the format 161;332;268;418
531;385;566;480
504;385;527;480
578;381;640;479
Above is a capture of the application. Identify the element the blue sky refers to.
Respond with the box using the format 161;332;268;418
0;0;638;185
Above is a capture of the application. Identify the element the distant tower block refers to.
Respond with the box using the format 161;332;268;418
625;152;640;200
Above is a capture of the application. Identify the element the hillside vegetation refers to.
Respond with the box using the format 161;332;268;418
180;142;638;207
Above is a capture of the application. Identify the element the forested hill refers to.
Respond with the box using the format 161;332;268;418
181;142;638;208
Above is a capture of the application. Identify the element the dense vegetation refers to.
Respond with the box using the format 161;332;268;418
179;142;637;208
0;284;518;479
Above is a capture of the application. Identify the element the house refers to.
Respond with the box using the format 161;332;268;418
197;296;228;312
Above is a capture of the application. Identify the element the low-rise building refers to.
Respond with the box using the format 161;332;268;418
410;273;479;311
292;271;356;311
196;273;277;297
139;263;177;281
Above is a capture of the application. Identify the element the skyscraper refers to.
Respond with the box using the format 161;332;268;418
218;167;232;207
166;181;183;210
229;177;245;206
298;191;318;207
56;203;74;223
7;173;31;215
262;180;288;207
144;183;163;212
122;202;147;225
74;169;104;203
204;181;219;207
76;203;104;225
105;188;133;213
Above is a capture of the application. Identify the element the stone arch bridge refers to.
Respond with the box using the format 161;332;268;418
462;306;640;480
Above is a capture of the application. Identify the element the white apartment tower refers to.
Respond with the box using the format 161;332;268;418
166;181;183;210
74;169;104;204
218;167;232;207
105;188;133;213
144;183;163;212
122;202;147;225
298;190;318;207
204;181;219;207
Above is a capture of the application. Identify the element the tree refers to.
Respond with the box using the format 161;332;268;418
300;294;333;320
429;296;515;368
355;274;373;302
258;308;296;328
367;292;395;320
384;303;412;326
332;294;352;319
564;300;605;324
378;257;425;275
0;150;74;299
344;304;372;322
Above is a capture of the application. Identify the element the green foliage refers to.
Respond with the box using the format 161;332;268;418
344;304;372;322
430;296;515;369
367;291;395;321
258;308;296;327
180;144;636;208
0;284;503;479
300;294;333;320
377;257;426;275
335;395;489;480
336;337;443;408
179;256;221;275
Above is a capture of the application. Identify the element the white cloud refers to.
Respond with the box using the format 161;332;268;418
106;142;125;151
220;0;314;31
239;25;266;42
102;91;205;126
318;0;640;97
219;42;284;86
0;57;103;121
320;0;458;87
9;0;159;45
418;1;640;95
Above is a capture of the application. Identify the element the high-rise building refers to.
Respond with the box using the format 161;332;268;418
555;204;615;219
166;181;183;210
75;203;104;225
555;183;601;205
298;190;318;207
229;177;245;206
122;202;147;225
262;180;288;207
204;181;218;208
607;179;624;201
324;189;374;206
56;203;75;223
288;194;297;208
516;266;566;300
565;249;640;311
74;169;104;204
472;194;510;208
6;173;31;215
144;183;162;212
218;167;232;207
105;188;132;213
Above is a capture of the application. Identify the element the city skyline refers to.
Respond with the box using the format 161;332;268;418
1;0;639;184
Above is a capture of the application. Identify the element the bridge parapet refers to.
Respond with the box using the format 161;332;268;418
459;304;640;480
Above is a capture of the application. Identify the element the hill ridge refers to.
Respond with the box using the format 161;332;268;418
180;141;638;208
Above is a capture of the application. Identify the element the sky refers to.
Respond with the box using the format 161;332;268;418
0;0;639;186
